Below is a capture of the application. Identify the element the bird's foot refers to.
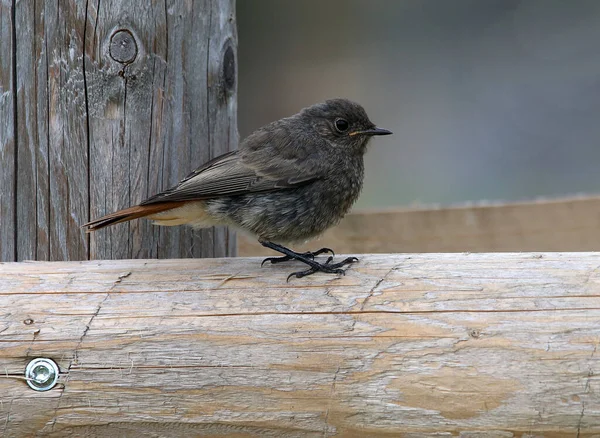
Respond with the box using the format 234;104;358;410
259;241;358;281
261;247;334;266
286;256;359;281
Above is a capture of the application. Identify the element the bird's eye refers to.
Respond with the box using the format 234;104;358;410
334;118;350;133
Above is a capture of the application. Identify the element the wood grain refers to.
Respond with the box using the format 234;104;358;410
1;253;599;436
0;0;237;262
239;195;600;256
87;0;237;261
0;1;16;262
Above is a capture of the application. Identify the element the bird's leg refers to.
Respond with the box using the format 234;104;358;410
259;241;358;281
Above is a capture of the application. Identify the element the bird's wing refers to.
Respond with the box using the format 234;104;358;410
141;139;320;206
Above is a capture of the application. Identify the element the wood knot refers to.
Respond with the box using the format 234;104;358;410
23;318;34;325
109;29;138;64
469;329;481;338
222;44;236;93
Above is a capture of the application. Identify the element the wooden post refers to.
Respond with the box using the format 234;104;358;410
0;0;237;262
1;253;599;436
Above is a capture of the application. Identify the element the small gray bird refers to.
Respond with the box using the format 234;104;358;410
83;99;392;280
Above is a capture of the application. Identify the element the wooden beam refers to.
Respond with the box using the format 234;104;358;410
1;253;599;436
239;195;600;256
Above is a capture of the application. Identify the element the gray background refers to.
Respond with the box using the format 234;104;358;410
237;0;600;210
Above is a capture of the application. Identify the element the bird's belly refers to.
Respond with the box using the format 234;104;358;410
205;179;362;243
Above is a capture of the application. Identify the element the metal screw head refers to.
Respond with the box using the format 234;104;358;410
25;358;59;391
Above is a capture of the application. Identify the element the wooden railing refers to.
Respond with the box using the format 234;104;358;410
1;253;599;436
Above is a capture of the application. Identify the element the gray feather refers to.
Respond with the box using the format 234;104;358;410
141;138;321;206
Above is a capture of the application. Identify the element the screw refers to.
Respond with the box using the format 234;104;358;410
25;358;60;391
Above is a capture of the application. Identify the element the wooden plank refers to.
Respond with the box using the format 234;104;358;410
239;196;600;256
86;0;168;260
14;0;50;261
1;253;599;436
14;0;37;261
87;0;237;260
6;0;91;262
0;1;16;262
44;0;90;262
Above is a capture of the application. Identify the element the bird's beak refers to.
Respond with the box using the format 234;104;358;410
349;127;393;136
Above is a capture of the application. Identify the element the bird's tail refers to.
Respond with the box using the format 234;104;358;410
82;202;185;232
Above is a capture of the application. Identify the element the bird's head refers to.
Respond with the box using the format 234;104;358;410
299;98;392;154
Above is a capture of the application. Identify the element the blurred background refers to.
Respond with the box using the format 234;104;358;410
237;0;600;210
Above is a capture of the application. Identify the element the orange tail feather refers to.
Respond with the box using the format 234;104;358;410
83;202;186;232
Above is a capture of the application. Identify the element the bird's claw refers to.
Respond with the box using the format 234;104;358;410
261;247;335;267
259;241;358;281
284;256;359;281
287;266;346;282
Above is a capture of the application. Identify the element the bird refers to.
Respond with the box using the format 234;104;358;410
83;99;392;280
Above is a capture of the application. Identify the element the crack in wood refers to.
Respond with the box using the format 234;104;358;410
577;401;585;438
584;368;593;394
583;264;600;286
322;366;340;438
65;270;129;373
70;364;258;371
47;385;65;433
362;261;404;310
111;271;132;287
49;287;111;433
2;399;12;436
214;271;255;289
73;292;110;364
7;307;597;318
348;263;401;334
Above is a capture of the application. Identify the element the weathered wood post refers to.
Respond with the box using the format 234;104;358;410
0;0;237;262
